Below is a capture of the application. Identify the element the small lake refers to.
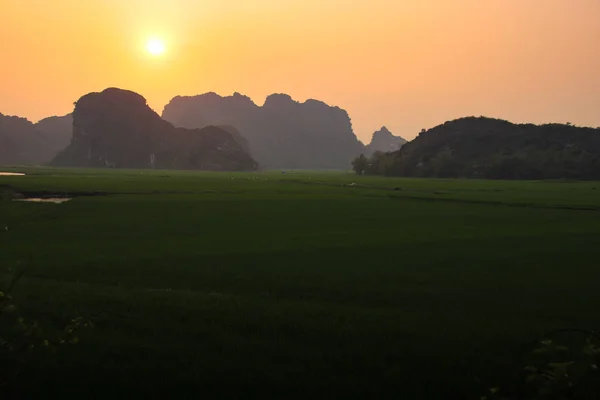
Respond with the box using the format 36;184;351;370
13;198;71;204
0;172;25;176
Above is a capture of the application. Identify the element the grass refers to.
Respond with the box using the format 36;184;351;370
1;166;600;398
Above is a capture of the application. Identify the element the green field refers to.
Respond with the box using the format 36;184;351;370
2;167;600;398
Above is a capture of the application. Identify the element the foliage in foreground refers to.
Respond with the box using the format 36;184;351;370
0;267;91;387
484;331;600;400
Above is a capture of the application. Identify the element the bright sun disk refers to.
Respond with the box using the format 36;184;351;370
146;38;166;56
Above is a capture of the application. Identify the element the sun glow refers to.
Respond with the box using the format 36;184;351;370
146;38;166;56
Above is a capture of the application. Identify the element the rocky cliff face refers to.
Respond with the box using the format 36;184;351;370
365;127;407;155
215;125;251;155
52;88;257;171
162;92;365;169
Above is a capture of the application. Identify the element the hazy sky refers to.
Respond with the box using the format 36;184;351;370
1;0;599;142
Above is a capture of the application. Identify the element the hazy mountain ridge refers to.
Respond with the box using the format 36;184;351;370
2;92;402;169
365;126;407;155
52;88;257;171
0;112;72;165
162;92;365;169
35;114;73;159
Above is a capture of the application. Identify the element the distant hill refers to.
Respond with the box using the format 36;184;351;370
52;88;257;171
0;113;72;165
162;92;365;169
0;113;45;165
34;114;73;159
365;126;406;155
357;117;600;179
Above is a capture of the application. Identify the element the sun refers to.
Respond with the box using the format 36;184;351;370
146;38;166;56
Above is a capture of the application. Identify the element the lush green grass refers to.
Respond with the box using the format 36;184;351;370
2;166;600;398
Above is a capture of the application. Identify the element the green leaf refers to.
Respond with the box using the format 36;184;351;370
526;374;539;382
549;361;574;370
3;304;16;312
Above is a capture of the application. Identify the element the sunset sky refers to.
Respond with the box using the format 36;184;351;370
1;0;599;142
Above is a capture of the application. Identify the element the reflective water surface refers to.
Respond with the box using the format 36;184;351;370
13;198;71;204
0;172;25;176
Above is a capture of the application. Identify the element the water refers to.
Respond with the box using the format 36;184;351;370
13;198;71;204
0;172;25;176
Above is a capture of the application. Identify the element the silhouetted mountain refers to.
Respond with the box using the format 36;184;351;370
0;113;44;165
215;125;251;154
0;112;72;165
52;88;257;171
162;92;365;169
354;117;600;179
35;114;73;159
365;126;406;155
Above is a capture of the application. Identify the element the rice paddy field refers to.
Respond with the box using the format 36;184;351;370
1;167;600;398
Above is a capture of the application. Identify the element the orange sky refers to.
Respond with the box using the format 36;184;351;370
1;0;599;142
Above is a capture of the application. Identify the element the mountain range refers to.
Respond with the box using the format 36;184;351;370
162;92;367;169
0;113;71;165
52;88;257;171
1;90;405;169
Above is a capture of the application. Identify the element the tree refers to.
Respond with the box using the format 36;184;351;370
0;265;92;388
368;151;392;175
351;154;369;175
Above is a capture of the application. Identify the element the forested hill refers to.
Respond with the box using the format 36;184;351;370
353;117;600;180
